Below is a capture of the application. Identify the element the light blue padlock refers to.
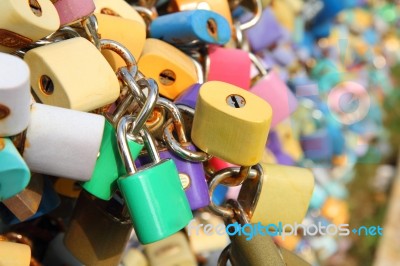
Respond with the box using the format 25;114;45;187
0;138;30;201
150;10;231;46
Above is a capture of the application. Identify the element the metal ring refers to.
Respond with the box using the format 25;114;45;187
100;39;139;76
118;67;146;106
82;15;101;49
217;244;231;266
238;0;262;31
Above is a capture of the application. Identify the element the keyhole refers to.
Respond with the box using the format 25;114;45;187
0;104;10;120
39;75;55;95
226;94;246;108
159;69;176;86
28;0;42;17
207;19;218;39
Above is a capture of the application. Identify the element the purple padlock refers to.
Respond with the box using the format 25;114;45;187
267;131;295;166
245;8;285;52
174;83;202;110
300;129;334;161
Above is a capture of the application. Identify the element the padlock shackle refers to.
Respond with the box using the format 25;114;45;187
118;68;147;106
117;116;137;175
237;0;262;31
139;127;161;163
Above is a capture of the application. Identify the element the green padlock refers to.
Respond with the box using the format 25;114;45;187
0;138;30;201
82;77;158;200
117;118;192;244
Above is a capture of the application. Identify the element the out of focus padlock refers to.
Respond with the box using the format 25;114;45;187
266;130;295;166
0;0;60;53
95;13;146;70
0;53;31;137
1;173;43;222
42;233;82;266
14;103;105;181
0;239;31;266
138;38;198;100
150;10;231;46
117;118;192;244
121;248;149;266
53;0;95;25
274;120;304;161
64;191;132;266
144;231;197;266
0;138;30;201
24;37;120;111
191;81;272;166
53;178;81;198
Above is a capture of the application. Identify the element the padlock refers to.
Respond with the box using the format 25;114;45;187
53;0;95;25
0;176;60;225
274;120;304;161
244;8;284;52
308;0;346;25
191;81;272;166
168;0;233;31
0;138;30;201
150;10;231;46
53;178;81;198
320;197;350;226
64;191;132;265
138;38;198;100
144;232;197;266
270;0;296;31
95;13;146;70
206;45;252;90
16;103;105;181
0;0;60;53
42;233;83;266
121;248;149;266
0;53;31;137
0;240;31;265
300;128;333;161
250;69;298;127
174;83;201;111
82;77;158;200
117;121;192;244
94;0;146;25
24;37;120;111
209;163;314;227
266;130;295;166
1;173;43;222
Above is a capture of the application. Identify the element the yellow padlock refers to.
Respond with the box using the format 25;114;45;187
238;163;314;226
0;241;31;266
270;0;295;32
0;0;60;53
94;0;146;26
95;13;146;71
274;120;304;161
24;37;120;111
138;38;198;100
191;81;272;166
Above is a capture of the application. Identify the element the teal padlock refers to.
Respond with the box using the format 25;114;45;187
117;117;192;244
81;77;158;200
0;138;30;201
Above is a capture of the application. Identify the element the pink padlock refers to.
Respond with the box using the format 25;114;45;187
250;70;298;127
206;45;251;90
53;0;96;25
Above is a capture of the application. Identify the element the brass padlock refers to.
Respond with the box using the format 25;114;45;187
191;81;272;166
138;38;198;100
64;190;132;265
0;0;60;53
24;37;120;111
2;173;43;222
95;13;146;70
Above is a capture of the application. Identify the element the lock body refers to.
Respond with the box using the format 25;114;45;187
22;103;105;181
138;38;198;100
94;0;146;24
206;46;252;90
0;241;31;265
174;83;201;110
54;0;96;25
54;178;82;198
0;53;31;137
64;191;132;265
24;37;120;111
118;159;192;244
150;10;230;46
95;13;146;70
300;129;333;161
250;70;298;127
238;163;314;226
191;81;272;166
82;121;143;200
0;0;60;53
0;138;30;201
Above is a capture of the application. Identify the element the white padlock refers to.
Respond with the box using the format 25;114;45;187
20;103;105;181
0;53;31;137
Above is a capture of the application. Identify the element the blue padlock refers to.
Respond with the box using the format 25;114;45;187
150;10;231;46
0;138;30;201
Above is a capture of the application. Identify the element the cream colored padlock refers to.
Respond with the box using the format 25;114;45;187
94;0;146;26
16;103;105;181
95;13;146;71
0;240;31;266
0;0;60;53
144;232;197;266
121;248;149;266
0;53;31;137
24;37;119;112
191;81;272;166
138;38;198;100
